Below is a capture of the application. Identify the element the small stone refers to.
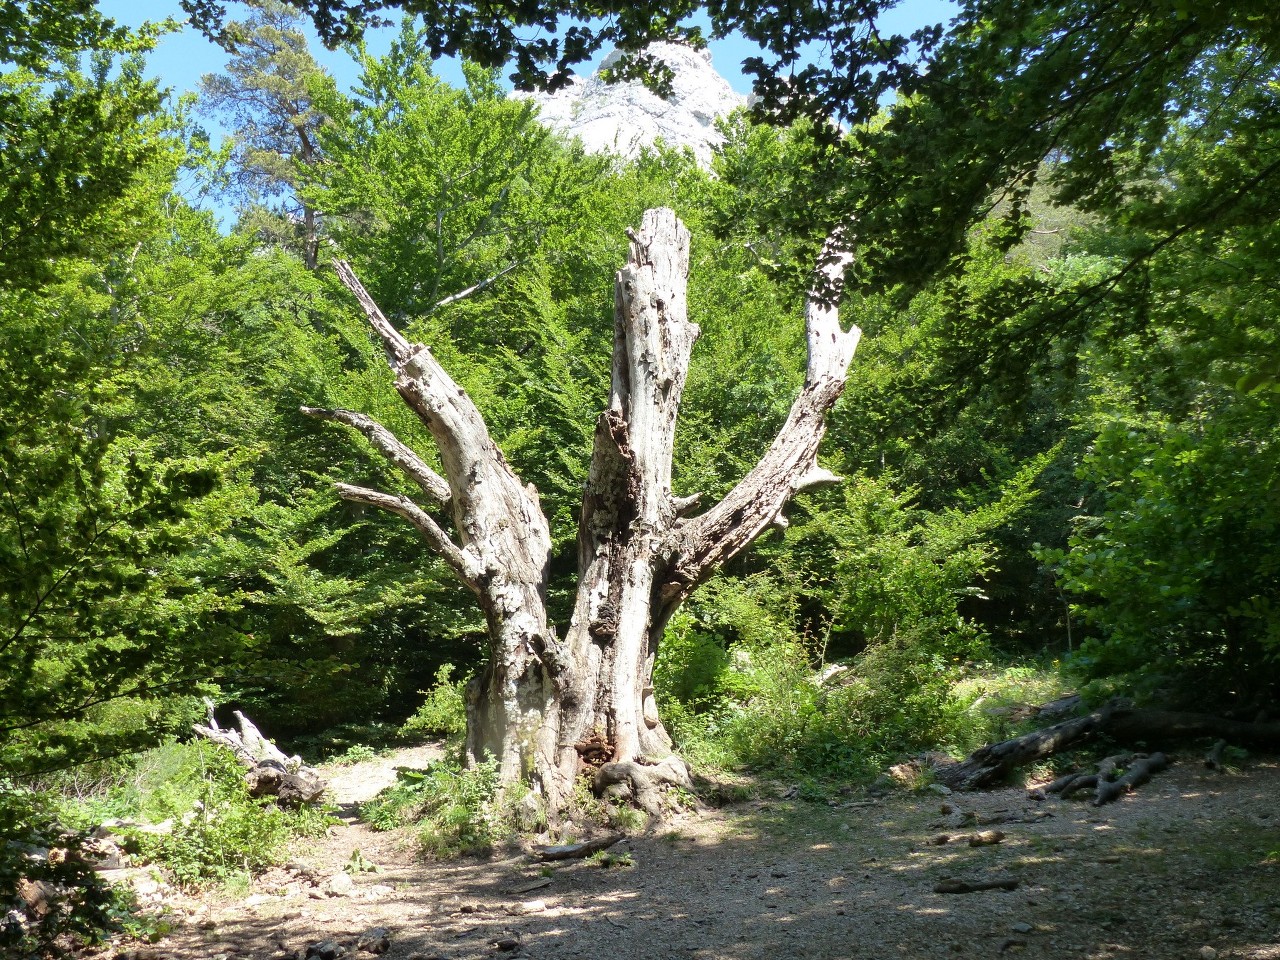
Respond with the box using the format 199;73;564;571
968;830;1005;847
326;873;355;897
493;938;520;952
356;927;391;955
245;894;274;907
304;940;346;960
508;900;546;915
927;783;953;796
1010;922;1033;934
1199;948;1218;960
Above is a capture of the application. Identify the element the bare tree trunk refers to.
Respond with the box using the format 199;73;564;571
304;208;859;818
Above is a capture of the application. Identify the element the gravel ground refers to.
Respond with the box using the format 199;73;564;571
102;748;1280;960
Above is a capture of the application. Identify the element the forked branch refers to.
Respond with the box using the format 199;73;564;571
300;406;451;505
333;482;482;590
665;228;859;596
313;259;553;682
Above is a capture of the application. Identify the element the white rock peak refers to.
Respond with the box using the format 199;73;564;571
518;42;746;167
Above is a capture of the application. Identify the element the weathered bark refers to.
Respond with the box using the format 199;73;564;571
935;700;1125;791
1093;752;1168;806
943;700;1280;793
304;261;557;795
192;700;325;806
305;208;859;817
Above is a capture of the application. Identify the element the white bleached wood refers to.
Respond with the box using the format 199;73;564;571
322;260;558;793
310;213;859;819
659;227;859;606
301;406;450;505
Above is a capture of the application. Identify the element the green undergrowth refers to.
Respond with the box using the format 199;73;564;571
358;751;656;858
360;757;517;857
656;607;1072;792
50;741;336;890
398;664;469;743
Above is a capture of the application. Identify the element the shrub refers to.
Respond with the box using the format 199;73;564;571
1;783;120;958
399;664;468;741
125;745;332;889
49;741;333;892
360;757;514;857
651;464;1047;784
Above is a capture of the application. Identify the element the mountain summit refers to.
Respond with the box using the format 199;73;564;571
519;43;746;167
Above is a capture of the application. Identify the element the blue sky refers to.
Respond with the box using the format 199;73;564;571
99;0;957;103
97;0;954;223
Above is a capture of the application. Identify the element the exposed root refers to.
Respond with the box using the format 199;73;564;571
594;756;693;818
1093;752;1168;806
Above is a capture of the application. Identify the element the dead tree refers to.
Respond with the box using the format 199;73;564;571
193;700;325;806
302;208;859;816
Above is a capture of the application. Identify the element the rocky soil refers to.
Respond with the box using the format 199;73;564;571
99;748;1280;960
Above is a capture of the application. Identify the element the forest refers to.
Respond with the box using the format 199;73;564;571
3;0;1279;956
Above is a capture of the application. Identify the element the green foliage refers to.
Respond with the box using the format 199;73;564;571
399;664;469;740
0;783;120;958
0;213;255;776
0;4;175;289
359;758;512;857
199;0;326;264
117;743;333;889
1043;406;1280;705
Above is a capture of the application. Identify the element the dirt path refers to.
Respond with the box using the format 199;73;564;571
117;748;1280;960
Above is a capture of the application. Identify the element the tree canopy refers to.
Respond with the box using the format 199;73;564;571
4;0;1279;814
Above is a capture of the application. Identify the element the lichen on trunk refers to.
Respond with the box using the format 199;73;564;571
304;208;859;819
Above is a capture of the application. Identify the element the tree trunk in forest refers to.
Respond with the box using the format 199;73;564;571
303;208;859;817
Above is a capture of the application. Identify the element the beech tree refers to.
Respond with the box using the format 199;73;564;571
303;208;858;814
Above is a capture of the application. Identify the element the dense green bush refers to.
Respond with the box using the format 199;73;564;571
653;463;1046;782
1043;404;1280;707
399;665;469;741
360;757;513;857
54;741;333;891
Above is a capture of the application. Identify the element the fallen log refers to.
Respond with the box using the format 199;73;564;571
934;700;1127;791
1043;771;1082;794
1058;774;1098;800
532;835;622;861
1106;710;1280;747
1093;752;1168;806
936;700;1280;791
193;699;325;806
